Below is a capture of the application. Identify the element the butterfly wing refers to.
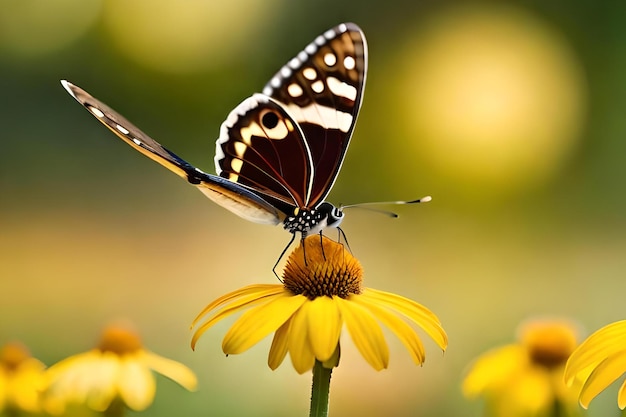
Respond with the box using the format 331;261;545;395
262;22;367;207
214;23;367;212
61;80;282;225
215;93;314;217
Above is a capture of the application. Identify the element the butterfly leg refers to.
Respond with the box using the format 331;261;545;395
337;227;352;254
318;231;327;261
301;233;309;266
273;233;297;281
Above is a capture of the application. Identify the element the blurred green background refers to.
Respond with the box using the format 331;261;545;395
2;0;626;416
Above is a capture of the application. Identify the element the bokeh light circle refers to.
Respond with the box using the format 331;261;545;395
101;0;281;73
395;6;587;198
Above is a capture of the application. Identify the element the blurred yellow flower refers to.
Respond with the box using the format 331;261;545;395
463;319;581;417
0;341;46;414
192;235;447;374
564;320;626;409
44;323;197;414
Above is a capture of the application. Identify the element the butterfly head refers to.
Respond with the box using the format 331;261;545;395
318;202;344;229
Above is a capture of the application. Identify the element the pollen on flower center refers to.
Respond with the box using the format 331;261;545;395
0;342;31;371
520;320;578;369
282;235;363;299
96;324;143;355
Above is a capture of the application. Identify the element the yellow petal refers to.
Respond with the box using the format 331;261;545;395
44;351;119;412
336;297;389;371
0;372;6;411
287;305;316;374
117;356;155;411
462;345;526;397
306;296;342;362
268;319;292;370
360;289;448;350
353;296;426;365
82;353;119;412
142;351;197;391
10;359;46;412
191;286;285;349
322;344;341;369
580;350;626;409
508;367;553;414
618;377;626;409
191;284;284;327
223;293;307;354
565;320;626;384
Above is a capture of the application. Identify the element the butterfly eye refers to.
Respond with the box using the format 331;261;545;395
261;111;280;129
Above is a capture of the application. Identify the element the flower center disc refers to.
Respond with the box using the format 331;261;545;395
282;236;363;299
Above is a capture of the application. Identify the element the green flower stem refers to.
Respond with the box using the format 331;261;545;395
104;398;126;417
310;360;332;417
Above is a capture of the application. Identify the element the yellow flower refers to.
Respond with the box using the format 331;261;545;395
463;319;581;417
0;341;46;413
564;320;626;409
191;235;448;374
44;323;197;414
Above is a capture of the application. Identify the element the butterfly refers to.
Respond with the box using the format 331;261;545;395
62;23;368;250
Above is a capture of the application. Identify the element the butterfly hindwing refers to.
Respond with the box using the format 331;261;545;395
61;80;282;225
215;94;314;215
262;22;367;206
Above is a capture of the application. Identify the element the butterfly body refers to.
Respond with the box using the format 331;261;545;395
61;22;367;240
283;202;344;236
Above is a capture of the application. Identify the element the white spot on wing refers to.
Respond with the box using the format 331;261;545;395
303;67;317;80
88;106;105;118
305;43;317;55
314;35;325;46
234;141;247;157
338;23;347;33
297;51;308;63
281;67;292;78
311;80;324;93
289;57;301;69
116;124;129;135
344;56;356;70
231;158;243;173
324;29;335;40
288;83;303;97
271;77;281;88
262;86;272;96
132;138;142;145
327;77;357;101
324;53;337;67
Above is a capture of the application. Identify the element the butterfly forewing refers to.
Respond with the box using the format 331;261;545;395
61;80;283;225
262;23;367;206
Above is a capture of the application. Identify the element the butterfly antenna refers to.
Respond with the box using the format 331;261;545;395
341;196;432;217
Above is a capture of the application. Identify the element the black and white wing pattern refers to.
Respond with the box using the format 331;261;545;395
62;23;368;236
216;22;367;216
